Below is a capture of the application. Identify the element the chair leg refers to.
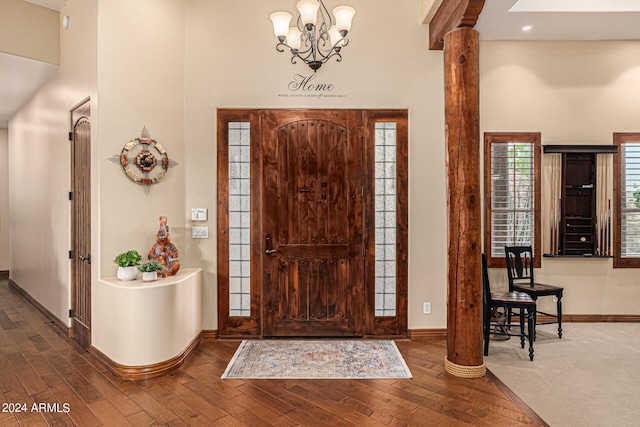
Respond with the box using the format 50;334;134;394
531;296;538;341
519;310;525;348
557;295;563;339
527;308;535;361
483;308;490;356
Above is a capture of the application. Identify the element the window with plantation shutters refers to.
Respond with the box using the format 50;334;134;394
484;133;541;268
614;134;640;268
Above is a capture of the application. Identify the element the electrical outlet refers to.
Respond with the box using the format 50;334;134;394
423;302;431;314
552;296;558;303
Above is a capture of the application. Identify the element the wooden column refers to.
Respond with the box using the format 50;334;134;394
443;27;485;378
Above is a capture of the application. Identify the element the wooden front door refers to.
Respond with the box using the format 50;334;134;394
262;110;364;337
71;101;91;349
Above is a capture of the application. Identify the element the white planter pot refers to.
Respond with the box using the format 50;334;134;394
117;266;139;281
142;271;158;282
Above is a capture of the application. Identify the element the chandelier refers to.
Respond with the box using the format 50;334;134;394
270;0;355;72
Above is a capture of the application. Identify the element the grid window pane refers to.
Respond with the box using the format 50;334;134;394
229;122;251;317
490;141;535;257
621;143;640;257
375;123;397;317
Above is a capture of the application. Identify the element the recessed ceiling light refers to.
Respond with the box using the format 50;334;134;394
522;25;533;31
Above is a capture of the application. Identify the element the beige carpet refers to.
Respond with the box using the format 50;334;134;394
485;323;640;427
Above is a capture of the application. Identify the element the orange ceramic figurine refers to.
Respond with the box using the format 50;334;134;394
148;216;180;277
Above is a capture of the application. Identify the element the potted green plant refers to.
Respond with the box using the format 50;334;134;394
137;260;164;282
114;250;142;281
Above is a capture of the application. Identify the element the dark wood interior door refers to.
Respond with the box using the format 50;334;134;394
71;101;91;349
262;110;363;337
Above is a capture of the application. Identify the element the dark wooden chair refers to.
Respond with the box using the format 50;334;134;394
505;245;564;338
482;254;536;361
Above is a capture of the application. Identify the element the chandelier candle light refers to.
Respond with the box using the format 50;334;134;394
270;0;355;72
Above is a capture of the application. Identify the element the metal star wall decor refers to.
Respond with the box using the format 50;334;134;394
109;127;178;189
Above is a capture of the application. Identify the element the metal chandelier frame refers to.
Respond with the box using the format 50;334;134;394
271;0;355;72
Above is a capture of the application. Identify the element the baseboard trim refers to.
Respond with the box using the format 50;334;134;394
560;314;640;322
8;279;71;337
91;332;204;381
202;329;218;340
409;328;447;340
0;270;8;279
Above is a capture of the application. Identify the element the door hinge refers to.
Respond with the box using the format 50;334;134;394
68;132;73;141
69;192;73;201
69;250;73;259
68;309;74;318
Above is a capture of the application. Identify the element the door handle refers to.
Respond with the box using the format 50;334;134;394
79;253;91;264
265;233;277;255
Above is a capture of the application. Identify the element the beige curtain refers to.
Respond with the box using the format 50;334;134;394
544;153;562;255
596;153;613;256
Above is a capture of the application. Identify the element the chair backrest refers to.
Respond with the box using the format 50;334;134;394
482;253;492;305
505;245;535;289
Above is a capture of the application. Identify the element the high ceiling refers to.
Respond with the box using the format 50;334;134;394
476;0;640;41
23;0;67;11
0;1;66;128
2;0;640;128
0;53;58;128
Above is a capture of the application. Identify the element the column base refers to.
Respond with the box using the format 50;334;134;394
444;356;486;378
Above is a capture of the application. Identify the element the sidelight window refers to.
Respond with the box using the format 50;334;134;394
375;123;397;317
364;110;408;336
228;122;251;316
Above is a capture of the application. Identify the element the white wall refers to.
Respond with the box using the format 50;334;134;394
9;0;97;324
97;0;186;276
0;128;8;271
481;41;640;315
183;0;446;330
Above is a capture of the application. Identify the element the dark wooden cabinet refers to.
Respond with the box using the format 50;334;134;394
561;153;596;255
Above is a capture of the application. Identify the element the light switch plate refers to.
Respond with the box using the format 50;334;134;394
191;208;208;221
192;226;208;238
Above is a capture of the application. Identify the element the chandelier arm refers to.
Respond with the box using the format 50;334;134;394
318;0;334;28
275;41;291;53
321;49;343;64
275;41;314;66
295;45;314;58
329;36;349;50
296;14;305;32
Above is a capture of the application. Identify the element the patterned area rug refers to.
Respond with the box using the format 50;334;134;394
221;340;412;379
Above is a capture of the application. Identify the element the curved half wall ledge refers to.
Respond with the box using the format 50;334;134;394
93;268;202;380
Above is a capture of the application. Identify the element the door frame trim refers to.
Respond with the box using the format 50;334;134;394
216;109;409;338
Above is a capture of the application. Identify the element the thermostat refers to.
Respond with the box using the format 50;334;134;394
191;208;208;221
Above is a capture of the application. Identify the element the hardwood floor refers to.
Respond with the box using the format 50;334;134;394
0;280;546;426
